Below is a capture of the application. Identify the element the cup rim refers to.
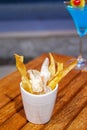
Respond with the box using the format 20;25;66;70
20;82;58;97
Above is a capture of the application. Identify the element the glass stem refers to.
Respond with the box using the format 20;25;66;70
79;37;83;58
78;37;83;60
77;37;85;67
77;37;84;64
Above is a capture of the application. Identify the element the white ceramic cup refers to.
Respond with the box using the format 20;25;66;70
20;83;58;124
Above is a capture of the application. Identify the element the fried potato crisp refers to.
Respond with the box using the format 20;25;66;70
49;53;56;78
48;60;77;90
14;54;33;93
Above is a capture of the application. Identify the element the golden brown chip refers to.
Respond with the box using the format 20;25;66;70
15;54;27;77
22;77;33;93
49;53;56;78
14;54;33;93
48;60;77;90
47;71;63;90
61;60;77;79
56;62;63;74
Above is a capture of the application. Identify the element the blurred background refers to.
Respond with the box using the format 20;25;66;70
0;0;87;78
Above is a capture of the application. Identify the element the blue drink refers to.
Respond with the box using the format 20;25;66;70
67;5;87;37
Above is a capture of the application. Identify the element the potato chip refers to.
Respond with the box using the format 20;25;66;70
15;54;27;77
48;60;77;90
49;53;56;78
22;77;33;93
56;62;63;74
14;54;33;93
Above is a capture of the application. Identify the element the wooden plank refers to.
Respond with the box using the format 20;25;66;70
67;105;87;130
3;82;21;99
43;84;87;130
58;72;87;97
0;71;20;88
58;69;80;92
0;94;10;109
52;53;74;64
0;80;21;100
21;122;44;130
53;72;87;115
0;95;22;125
0;109;27;130
0;72;21;94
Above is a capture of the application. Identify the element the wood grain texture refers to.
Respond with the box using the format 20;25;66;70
21;122;44;130
0;94;10;109
0;109;27;130
0;95;22;125
0;53;87;130
67;105;87;130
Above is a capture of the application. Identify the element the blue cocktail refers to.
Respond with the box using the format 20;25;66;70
67;5;87;37
66;4;87;70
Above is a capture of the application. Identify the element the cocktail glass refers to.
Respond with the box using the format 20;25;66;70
65;2;87;70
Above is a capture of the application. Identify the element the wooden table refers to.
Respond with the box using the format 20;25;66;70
0;53;87;130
